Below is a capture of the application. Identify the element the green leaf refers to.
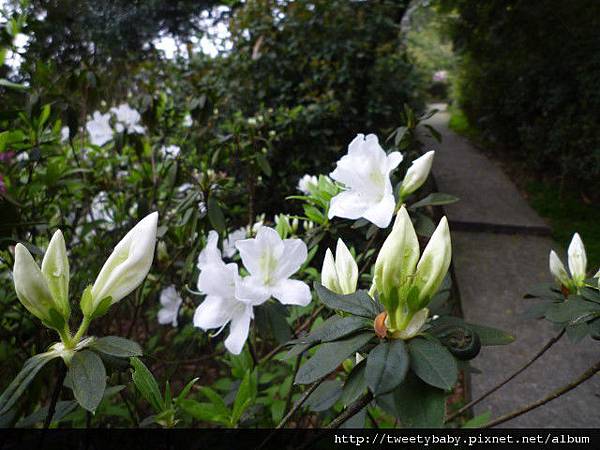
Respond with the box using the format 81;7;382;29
0;350;60;416
545;297;600;325
231;370;257;425
314;282;382;318
175;378;199;405
365;340;409;396
199;387;230;418
411;193;459;209
295;332;374;384
256;153;272;176
207;196;226;234
305;379;343;412
376;374;445;427
524;283;564;301
179;399;231;426
130;357;164;413
90;336;143;358
69;350;106;413
16;400;78;428
341;360;367;406
298;315;370;344
408;337;458;390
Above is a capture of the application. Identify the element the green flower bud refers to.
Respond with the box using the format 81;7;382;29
413;216;451;307
399;151;434;199
373;206;419;308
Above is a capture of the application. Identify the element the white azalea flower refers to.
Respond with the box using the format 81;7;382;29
235;227;311;306
328;134;403;228
222;227;247;258
158;285;182;327
183;114;193;127
297;174;318;195
159;145;181;158
60;126;70;143
194;230;256;355
111;104;145;135
86;111;113;146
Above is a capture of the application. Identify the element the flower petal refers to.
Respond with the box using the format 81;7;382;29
361;193;396;228
273;238;307;281
197;230;222;270
236;226;284;278
321;248;341;293
328;190;370;220
197;262;238;299
335;238;358;294
193;295;233;330
224;306;253;355
271;279;312;306
235;275;271;306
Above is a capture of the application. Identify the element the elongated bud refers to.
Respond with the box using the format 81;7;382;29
321;249;341;294
373;206;419;304
41;230;70;320
399;151;435;199
549;250;570;288
567;233;587;285
13;244;64;329
321;239;358;295
413;216;451;307
91;212;158;313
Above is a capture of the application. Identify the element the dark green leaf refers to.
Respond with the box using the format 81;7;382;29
365;340;409;396
179;399;230;426
207;197;226;234
256;154;272;176
298;315;370;344
70;350;106;413
16;401;77;428
295;332;374;384
305;379;343;412
0;351;60;416
411;193;459;209
376;374;445;427
231;370;256;425
545;297;600;325
341;360;367;406
130;357;164;413
314;282;382;318
90;336;143;358
408;337;458;390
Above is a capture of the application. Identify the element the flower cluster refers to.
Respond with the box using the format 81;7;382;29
549;233;599;292
193;227;311;354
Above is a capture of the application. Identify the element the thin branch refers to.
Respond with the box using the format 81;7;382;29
446;328;565;423
483;359;600;428
258;377;326;450
326;391;374;429
276;377;325;429
43;363;67;429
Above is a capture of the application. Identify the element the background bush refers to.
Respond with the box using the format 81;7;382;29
442;0;600;193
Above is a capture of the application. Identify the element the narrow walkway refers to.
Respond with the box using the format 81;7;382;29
421;104;599;427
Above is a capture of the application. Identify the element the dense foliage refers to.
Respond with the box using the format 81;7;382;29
443;0;600;192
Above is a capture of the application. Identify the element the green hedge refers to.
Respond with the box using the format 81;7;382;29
445;0;600;191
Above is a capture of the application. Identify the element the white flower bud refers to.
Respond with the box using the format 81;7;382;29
321;239;358;295
13;244;63;329
399;151;435;199
91;212;158;311
567;233;587;285
549;250;570;287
